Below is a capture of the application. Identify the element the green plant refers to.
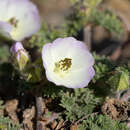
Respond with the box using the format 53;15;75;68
0;116;20;130
60;88;100;122
78;114;129;130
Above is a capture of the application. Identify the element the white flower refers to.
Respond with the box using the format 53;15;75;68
0;0;40;41
42;37;95;88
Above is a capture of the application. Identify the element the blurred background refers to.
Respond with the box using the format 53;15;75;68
0;0;130;64
31;0;130;63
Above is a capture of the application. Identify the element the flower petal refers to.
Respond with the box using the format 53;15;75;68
0;21;12;39
51;37;78;62
42;43;54;70
62;66;95;88
45;66;95;88
70;46;94;70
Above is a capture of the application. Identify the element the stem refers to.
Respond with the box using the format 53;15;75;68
59;112;98;129
73;112;98;125
36;96;44;119
35;79;48;129
84;24;92;50
36;96;44;130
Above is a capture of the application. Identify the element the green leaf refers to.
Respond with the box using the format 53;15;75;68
107;67;129;91
60;88;100;122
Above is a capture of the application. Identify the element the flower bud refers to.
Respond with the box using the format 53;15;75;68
10;42;29;70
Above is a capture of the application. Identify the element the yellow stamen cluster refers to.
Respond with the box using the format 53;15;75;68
8;17;18;28
54;58;72;77
59;58;72;71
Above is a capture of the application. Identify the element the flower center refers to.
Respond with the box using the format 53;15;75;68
54;58;72;77
8;17;18;28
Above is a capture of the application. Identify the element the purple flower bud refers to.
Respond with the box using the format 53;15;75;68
10;42;29;70
42;37;95;88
